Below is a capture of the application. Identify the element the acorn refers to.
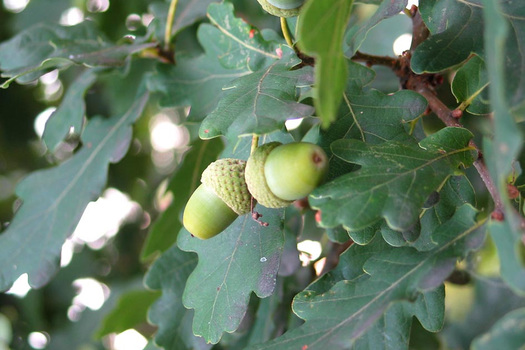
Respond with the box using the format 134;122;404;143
183;159;251;239
245;142;328;208
256;0;304;18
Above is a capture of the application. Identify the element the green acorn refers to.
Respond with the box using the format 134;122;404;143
246;142;328;208
183;159;251;240
256;0;304;18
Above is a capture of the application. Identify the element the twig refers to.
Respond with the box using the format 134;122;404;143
414;82;504;216
280;17;294;48
164;0;179;51
351;51;398;69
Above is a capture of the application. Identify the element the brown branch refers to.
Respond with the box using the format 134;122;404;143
351;51;399;69
414;81;504;216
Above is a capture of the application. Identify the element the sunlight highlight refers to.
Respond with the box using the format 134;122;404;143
5;273;31;298
59;7;84;26
393;33;413;56
2;0;29;13
28;332;49;349
112;329;148;350
71;188;141;249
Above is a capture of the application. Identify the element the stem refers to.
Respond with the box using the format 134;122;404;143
280;17;294;48
251;135;259;155
164;0;179;51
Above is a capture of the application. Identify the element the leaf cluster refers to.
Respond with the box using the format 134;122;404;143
0;0;525;349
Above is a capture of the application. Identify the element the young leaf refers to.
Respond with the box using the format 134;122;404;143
249;205;485;350
451;55;491;115
310;127;475;232
0;21;154;87
43;69;97;152
472;308;525;350
146;55;250;122
141;138;224;261
345;0;408;55
411;0;484;73
178;205;285;344
201;2;283;71
0;93;149;291
199;55;314;139
297;0;354;127
144;243;210;350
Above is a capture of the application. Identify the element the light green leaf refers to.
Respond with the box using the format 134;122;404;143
0;93;149;291
141;138;224;261
488;220;525;294
481;0;525;294
144;244;211;350
472;308;525;350
0;21;154;87
199;54;314;139
43;69;97;152
310;127;475;232
297;0;354;127
451;55;491;115
178;205;285;344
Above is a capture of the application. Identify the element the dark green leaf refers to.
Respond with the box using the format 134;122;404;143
249;205;485;349
199;55;314;139
147;55;250;121
201;2;283;71
149;0;216;41
178;205;285;344
472;308;525;350
311;127;475;232
451;55;491;115
413;175;476;251
0;93;149;291
43;69;97;152
345;0;408;55
0;22;154;87
297;0;354;127
141;138;224;261
411;0;484;73
318;61;427;180
144;243;210;350
95;289;161;338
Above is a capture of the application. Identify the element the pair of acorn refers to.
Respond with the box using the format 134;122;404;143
183;142;328;239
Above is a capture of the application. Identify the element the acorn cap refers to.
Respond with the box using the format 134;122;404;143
201;158;251;215
256;0;302;18
245;142;293;209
